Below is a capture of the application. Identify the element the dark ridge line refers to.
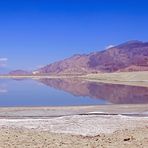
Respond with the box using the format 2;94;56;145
0;113;147;119
79;113;148;117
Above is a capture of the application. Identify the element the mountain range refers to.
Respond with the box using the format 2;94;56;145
6;40;148;75
37;40;148;75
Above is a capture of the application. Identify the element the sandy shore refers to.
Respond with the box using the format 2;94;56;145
0;105;147;147
0;104;147;118
0;126;147;148
82;71;148;87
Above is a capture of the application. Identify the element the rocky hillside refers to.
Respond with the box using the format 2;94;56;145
37;40;148;74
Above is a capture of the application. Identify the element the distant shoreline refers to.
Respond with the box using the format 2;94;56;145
81;71;148;87
0;71;148;87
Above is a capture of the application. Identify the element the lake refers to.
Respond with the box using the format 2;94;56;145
0;78;148;107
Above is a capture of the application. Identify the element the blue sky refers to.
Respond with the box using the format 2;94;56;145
0;0;148;70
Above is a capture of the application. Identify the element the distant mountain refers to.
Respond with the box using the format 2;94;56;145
37;54;90;75
9;70;31;75
37;40;148;74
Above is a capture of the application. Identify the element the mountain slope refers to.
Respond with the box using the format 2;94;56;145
38;41;148;74
37;54;91;75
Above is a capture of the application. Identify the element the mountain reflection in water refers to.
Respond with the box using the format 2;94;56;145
39;78;148;104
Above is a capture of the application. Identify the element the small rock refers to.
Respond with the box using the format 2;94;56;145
123;138;130;141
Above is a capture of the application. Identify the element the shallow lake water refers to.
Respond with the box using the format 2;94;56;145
0;78;148;107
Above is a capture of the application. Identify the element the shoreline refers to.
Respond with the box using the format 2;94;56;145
82;78;148;87
0;71;148;87
0;104;147;119
81;71;148;87
0;104;147;147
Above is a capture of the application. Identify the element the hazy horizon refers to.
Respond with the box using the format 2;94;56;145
1;0;148;70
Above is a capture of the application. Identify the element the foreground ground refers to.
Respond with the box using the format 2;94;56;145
0;105;147;148
0;126;147;148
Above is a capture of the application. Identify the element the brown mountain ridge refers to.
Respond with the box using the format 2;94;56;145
37;40;148;75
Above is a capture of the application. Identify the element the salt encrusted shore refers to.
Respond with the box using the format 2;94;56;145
0;114;148;136
0;104;147;147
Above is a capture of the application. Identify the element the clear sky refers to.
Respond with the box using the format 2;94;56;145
0;0;148;70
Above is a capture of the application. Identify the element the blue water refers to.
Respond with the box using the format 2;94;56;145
0;78;148;107
0;78;107;107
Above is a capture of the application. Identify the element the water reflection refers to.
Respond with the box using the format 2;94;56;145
0;84;7;93
39;78;148;104
0;78;148;106
0;78;106;106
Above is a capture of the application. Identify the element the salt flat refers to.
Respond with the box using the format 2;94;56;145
0;114;147;136
0;113;147;148
0;105;147;147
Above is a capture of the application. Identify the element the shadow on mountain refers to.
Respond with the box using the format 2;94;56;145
38;78;148;104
